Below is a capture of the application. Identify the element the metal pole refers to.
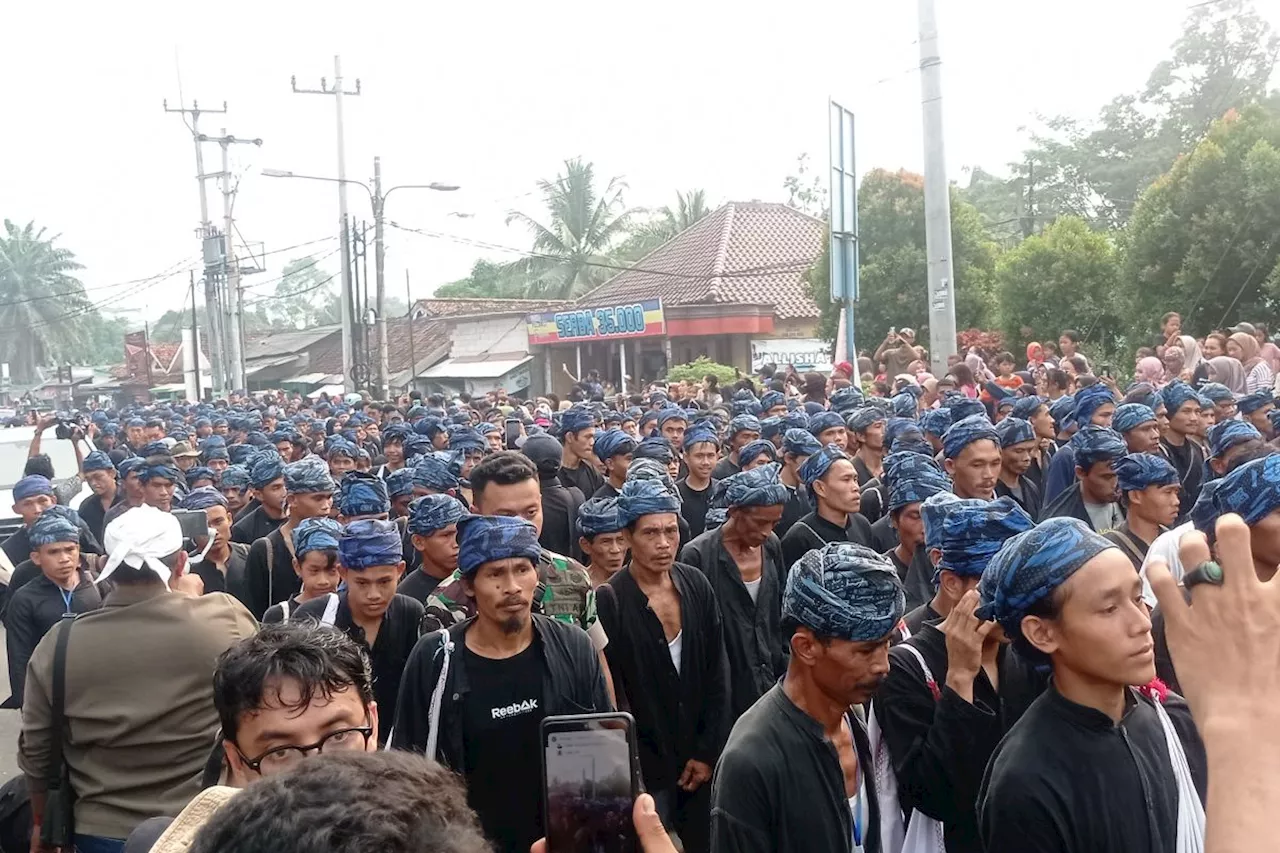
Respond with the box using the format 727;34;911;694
374;157;390;399
221;131;245;391
334;56;355;391
576;345;582;380
191;270;202;401
405;270;416;398
918;0;958;374
619;341;628;395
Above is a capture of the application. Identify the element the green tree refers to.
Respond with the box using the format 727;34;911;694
616;189;713;261
0;220;95;382
1123;104;1280;338
783;153;828;217
264;256;342;329
1024;0;1278;229
433;258;534;299
506;158;633;299
994;216;1122;354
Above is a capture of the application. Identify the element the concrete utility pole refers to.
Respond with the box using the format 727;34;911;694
164;98;228;395
292;56;361;393
373;157;389;398
918;0;958;374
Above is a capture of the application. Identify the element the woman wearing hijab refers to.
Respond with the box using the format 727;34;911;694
1228;331;1275;393
1025;342;1045;372
1161;346;1189;384
1134;356;1165;388
1207;355;1247;395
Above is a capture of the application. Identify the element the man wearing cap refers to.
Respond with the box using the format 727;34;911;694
1157;380;1205;519
782;446;875;568
231;455;288;545
295;519;423;746
4;509;103;707
597;479;728;849
680;465;790;721
1104;454;1181;571
1041;425;1127;532
170;441;202;473
3;475;102;568
523;433;586;562
994;417;1043;518
399;494;468;604
557;407;604;499
391;514;612;853
240;457;335;618
710;542;903;853
875;498;1040;853
19;505;256;850
975;518;1205;853
941;415;1003;501
577;496;628;587
703;416;753;481
677;426;720;538
78;450;119;544
592;428;638;499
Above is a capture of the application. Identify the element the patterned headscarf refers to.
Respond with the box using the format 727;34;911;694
782;543;906;642
1048;396;1077;432
1161;380;1199;415
944;398;986;422
594;429;638;462
919;408;953;439
994;417;1035;448
140;464;182;484
14;474;55;502
82;451;115;474
457;514;541;576
1238;390;1274;415
1198;383;1235;404
1207;419;1261;460
829;386;865;414
1010;396;1046;422
413;453;460;492
1069;426;1127;470
798;445;850;487
249;455;285;490
617;478;682;526
722;463;791;507
178;486;228;511
657;406;689;428
738;439;778;469
976;518;1117;637
942;414;999;460
338;471;390;517
1112;403;1156;435
807;411;844;438
1074;383;1116;425
561;407;597;434
683;426;719;450
448;427;488;455
782;428;823;457
1114;453;1180;493
407;493;469;535
633;436;677;465
846;407;887;433
294;517;342;557
936;497;1036;578
1212;455;1280;526
887;458;952;512
889;392;918;419
385;468;416;499
577;496;625;538
626;458;679;498
760;390;786;412
284;456;336;495
29;507;80;547
728;414;763;438
219;465;251;493
337;519;404;570
782;410;811;432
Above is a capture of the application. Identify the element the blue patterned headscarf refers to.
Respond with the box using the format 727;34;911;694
140;464;182;484
385;468;416;499
829;386;864;414
1069;426;1127;469
846;408;887;433
890;392;918;419
337;519;404;570
294;517;341;557
1207;419;1261;460
1113;453;1179;493
723;462;791;507
407;493;468;535
1190;479;1224;534
284;456;335;494
457;514;541;576
884;418;920;449
782;542;905;642
976;518;1118;639
249;455;285;490
617;478;682;526
1048;396;1077;432
782;428;823;457
413;453;460;492
219;465;251;493
922;492;969;552
449;427;487;455
178;486;228;511
728;414;762;439
626;458;678;497
1198;383;1235;404
760;390;786;412
799;445;850;487
919;408;953;439
578;496;625;538
1010;396;1046;422
1212;455;1280;526
887;459;952;512
942;414;999;460
804;412;840;439
633;436;677;464
338;472;390;517
1161;380;1200;415
937;497;1036;578
1112;403;1157;435
82;451;115;474
29;507;80;547
781;409;810;432
1074;383;1116;425
944;398;986;422
738;439;778;469
1238;390;1274;415
657;406;689;428
560;407;597;435
683;426;719;451
759;416;785;441
594;429;637;461
994;417;1035;448
185;466;216;486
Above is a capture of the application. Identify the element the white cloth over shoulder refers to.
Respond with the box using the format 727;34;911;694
1139;522;1193;608
101;505;184;587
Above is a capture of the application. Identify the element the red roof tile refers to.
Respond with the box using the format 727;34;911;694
576;202;824;319
411;297;569;320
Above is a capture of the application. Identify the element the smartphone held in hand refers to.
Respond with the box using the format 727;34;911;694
541;712;643;853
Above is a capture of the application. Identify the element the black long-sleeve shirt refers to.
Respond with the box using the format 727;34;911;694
869;514;898;553
779;510;873;569
230;504;284;546
78;493;117;545
538;478;584;563
5;571;102;705
679;528;787;719
978;685;1207;853
996;474;1043;520
240;528;298;619
873;622;1045;853
774;484;811;540
710;683;881;853
676;477;716;539
558;461;603;500
596;562;730;791
294;591;424;744
2;520;101;567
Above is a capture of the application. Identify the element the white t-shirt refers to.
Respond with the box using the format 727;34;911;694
1139;522;1193;607
744;576;763;604
668;630;683;675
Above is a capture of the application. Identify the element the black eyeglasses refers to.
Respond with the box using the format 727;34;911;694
234;725;374;775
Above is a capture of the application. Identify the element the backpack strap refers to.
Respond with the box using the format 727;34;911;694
899;642;941;701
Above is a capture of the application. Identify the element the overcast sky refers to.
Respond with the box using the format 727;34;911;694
3;0;1275;328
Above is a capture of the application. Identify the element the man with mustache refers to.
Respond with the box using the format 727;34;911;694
710;542;905;853
598;478;729;851
391;514;612;853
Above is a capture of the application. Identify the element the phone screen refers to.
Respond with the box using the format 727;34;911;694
505;419;522;450
542;714;639;853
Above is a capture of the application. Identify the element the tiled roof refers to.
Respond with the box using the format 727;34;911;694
310;317;450;377
243;326;342;362
411;297;569;320
576;202;824;320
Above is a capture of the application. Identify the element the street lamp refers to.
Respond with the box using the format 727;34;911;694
262;161;459;396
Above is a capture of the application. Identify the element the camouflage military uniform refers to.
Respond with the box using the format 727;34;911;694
419;548;606;649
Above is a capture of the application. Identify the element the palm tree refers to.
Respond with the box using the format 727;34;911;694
615;189;713;262
506;158;633;299
0;220;88;382
659;189;711;236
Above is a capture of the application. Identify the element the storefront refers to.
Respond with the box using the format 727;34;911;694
527;299;667;396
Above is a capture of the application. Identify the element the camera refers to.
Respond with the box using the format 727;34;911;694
54;416;84;441
171;509;210;555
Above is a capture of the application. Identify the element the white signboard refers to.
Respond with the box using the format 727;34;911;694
751;338;834;374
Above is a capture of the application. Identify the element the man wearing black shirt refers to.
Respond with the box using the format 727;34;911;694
775;429;820;540
524;434;586;562
101;458;146;533
178;488;249;601
1158;381;1205;521
878;453;951;613
241;458;334;617
677;426;719;538
295;519;422;746
599;479;729;850
781;445;873;567
712;415;761;481
78;451;119;545
231;456;288;545
847;408;887;486
993;417;1043;519
391;514;612;853
1105;454;1181;571
592;428;636;499
399;493;466;604
3;476;101;568
557;408;603;498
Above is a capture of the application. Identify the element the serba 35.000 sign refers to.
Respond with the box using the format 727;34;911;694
555;304;647;340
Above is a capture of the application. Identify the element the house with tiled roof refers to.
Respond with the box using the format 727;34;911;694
525;201;827;395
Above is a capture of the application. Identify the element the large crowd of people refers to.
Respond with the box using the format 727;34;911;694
3;310;1280;853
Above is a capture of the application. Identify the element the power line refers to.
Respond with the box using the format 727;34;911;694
0;254;201;310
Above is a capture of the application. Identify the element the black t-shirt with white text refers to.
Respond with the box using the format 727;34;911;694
462;642;547;853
